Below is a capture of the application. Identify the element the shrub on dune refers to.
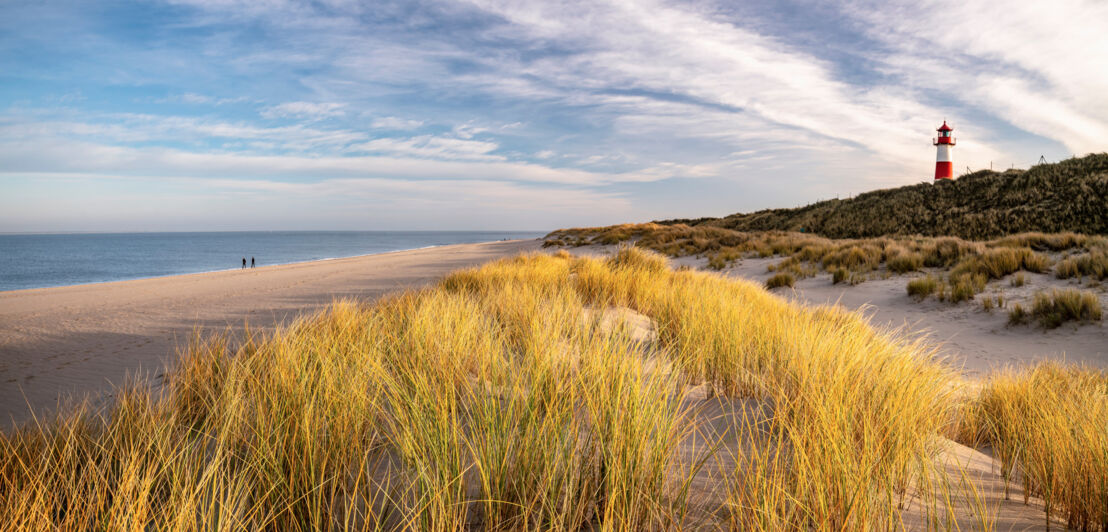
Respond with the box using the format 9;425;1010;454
973;363;1108;531
765;272;795;289
1030;289;1102;328
953;248;1051;280
887;250;923;273
906;275;939;299
1055;251;1108;280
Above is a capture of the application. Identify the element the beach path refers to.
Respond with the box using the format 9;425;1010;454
0;239;540;426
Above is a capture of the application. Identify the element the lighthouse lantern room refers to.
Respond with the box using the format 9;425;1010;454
933;121;956;181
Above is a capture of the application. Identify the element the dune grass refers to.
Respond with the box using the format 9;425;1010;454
1054;250;1108;281
1029;289;1103;328
1;247;999;530
546;225;1105;314
907;275;940;300
764;272;795;289
967;363;1108;531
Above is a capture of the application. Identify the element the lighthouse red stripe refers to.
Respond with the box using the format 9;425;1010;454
935;161;953;180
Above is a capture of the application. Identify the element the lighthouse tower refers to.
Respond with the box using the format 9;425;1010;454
933;121;956;181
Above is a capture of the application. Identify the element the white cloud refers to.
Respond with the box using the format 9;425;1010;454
352;135;503;161
0;112;369;152
180;92;211;104
261;101;346;119
0;134;691;185
370;116;424;130
452;122;491;139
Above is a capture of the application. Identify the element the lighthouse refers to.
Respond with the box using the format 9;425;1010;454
933;121;956;181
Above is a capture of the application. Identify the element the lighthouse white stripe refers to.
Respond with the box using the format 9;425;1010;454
936;145;952;162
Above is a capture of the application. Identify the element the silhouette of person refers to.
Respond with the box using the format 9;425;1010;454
242;257;246;269
251;257;255;268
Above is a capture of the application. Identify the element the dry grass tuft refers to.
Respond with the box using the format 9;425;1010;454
1054;250;1108;281
764;272;795;289
547;224;1104;309
907;275;940;300
1029;289;1103;328
972;363;1108;531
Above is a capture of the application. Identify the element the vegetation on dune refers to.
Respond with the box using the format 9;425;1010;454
1007;288;1102;328
1029;289;1103;328
4;247;991;530
1054;250;1108;281
546;223;1106;308
907;275;940;300
764;272;794;289
660;153;1108;240
1007;303;1029;326
957;363;1108;531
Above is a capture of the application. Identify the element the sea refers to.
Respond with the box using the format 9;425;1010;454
0;231;545;292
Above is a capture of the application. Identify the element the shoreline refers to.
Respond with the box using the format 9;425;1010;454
1;234;544;294
0;238;542;426
1;246;437;295
0;244;483;297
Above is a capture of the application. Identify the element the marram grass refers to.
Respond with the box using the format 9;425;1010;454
2;247;1100;530
546;224;1104;304
965;363;1108;531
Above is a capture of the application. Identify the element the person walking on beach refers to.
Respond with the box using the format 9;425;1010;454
242;257;246;269
251;257;255;268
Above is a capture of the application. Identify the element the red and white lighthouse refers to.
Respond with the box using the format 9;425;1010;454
933;121;956;180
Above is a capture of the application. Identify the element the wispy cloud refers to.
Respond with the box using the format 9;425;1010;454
352;135;503;161
370;116;424;130
261;101;347;120
0;133;693;186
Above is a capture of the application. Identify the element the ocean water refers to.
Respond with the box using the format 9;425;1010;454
0;231;544;292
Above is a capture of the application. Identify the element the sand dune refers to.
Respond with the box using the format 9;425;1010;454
565;245;1107;376
0;239;541;426
709;256;1108;376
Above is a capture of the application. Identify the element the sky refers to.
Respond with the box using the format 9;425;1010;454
1;0;1106;232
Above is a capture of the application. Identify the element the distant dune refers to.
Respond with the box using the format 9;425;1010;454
660;153;1108;239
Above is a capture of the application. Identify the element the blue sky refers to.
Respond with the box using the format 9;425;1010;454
1;0;1106;232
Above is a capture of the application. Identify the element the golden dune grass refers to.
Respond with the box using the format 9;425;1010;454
963;363;1108;531
545;225;1105;305
1;247;1104;530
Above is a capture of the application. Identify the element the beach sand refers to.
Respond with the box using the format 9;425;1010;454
0;239;541;426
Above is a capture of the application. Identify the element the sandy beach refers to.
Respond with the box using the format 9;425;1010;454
0;239;541;426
